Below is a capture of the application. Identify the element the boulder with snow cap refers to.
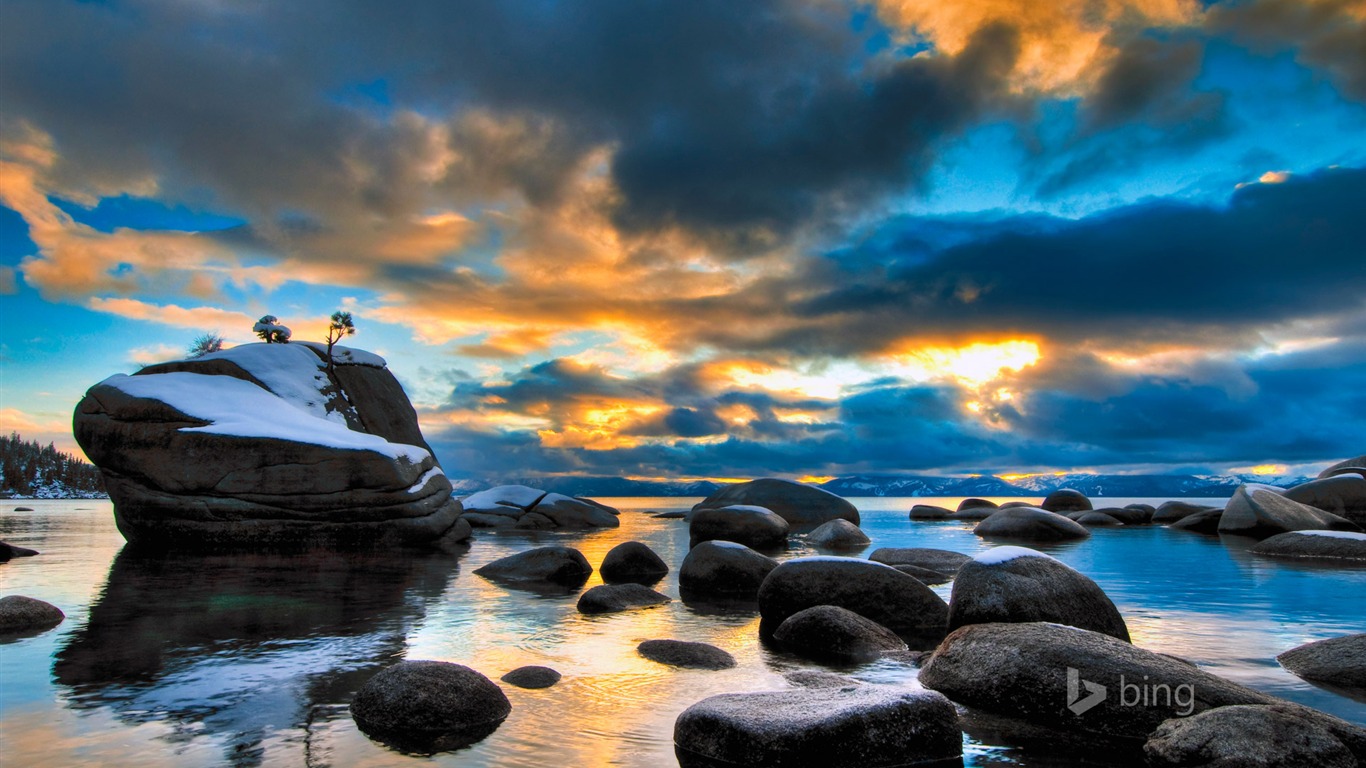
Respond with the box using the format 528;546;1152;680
1218;484;1361;538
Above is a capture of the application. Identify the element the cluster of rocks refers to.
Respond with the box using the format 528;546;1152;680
458;484;620;530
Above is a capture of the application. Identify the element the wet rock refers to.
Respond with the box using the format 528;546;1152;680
909;504;953;520
1042;489;1093;513
652;510;689;519
1284;475;1366;527
576;583;671;614
1168;507;1224;534
783;670;861;688
461;485;620;530
534;494;620;528
599;541;669;584
1073;512;1123;527
473;546;592;587
690;505;789;550
892;564;954;585
512;512;556;530
692;478;859;527
674;686;960;768
638;639;736;670
867;548;970;579
805;519;870;549
973;507;1090;542
958;498;999;513
0;595;65;634
756;557;949;642
351;660;511;753
13;506;34;512
1093;506;1152;525
500;666;562;689
771;605;908;663
1218;485;1360;539
1145;704;1359;768
1252;530;1366;561
998;501;1038;509
1152;500;1218;524
0;541;39;560
1278;633;1366;690
947;546;1130;641
679;541;779;599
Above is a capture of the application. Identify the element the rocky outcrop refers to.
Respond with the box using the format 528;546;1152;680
576;583;671;614
1277;634;1366;690
771;605;908;663
678;540;778;600
0;595;64;634
599;541;669;584
1251;530;1366;561
638;639;736;670
674;687;960;768
692;478;859;527
1218;485;1361;538
460;485;620;530
473;546;592;588
805;519;870;549
690;505;789;550
351;660;510;753
756;557;948;643
946;547;1130;641
1318;455;1366;479
1283;475;1366;527
73;343;468;550
973;507;1090;541
500;665;562;689
1145;705;1360;768
1042;488;1092;513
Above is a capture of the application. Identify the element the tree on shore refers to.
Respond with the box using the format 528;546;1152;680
253;315;292;343
324;311;356;374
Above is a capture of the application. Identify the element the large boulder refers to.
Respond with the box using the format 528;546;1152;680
599;541;669;584
1168;507;1223;534
460;485;620;530
1152;500;1217;524
473;546;592;588
958;498;999;513
805;519;870;549
1218;485;1361;539
1318;455;1366;479
909;504;953;520
351;660;510;753
1091;506;1152;525
756;557;949;643
674;686;961;768
920;622;1366;755
1072;511;1122;527
500;665;562;689
771;605;908;663
576;583;671;614
1277;634;1366;690
692;478;859;527
73;343;469;550
1283;475;1366;527
973;507;1090;541
947;547;1130;641
867;548;971;579
689;505;789;550
1251;530;1366;561
678;541;779;599
0;595;65;634
638;639;736;670
1041;488;1093;513
1145;705;1359;768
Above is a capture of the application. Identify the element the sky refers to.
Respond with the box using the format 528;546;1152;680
1;0;1364;482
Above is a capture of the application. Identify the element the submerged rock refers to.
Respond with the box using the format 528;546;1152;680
599;541;669;584
638;639;736;670
351;660;511;753
947;547;1130;641
1218;485;1361;538
576;583;671;614
1041;488;1093;513
692;478;859;527
756;556;948;642
771;605;907;663
973;507;1090;542
678;540;779;599
690;505;789;550
500;665;562;689
473;546;592;587
1278;633;1366;690
674;686;960;768
0;595;65;634
73;343;468;550
1251;530;1366;561
1145;705;1359;768
805;519;870;549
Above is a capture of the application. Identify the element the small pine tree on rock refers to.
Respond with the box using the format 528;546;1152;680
253;315;292;344
324;311;356;373
187;332;225;358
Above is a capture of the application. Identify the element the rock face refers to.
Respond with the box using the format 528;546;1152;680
0;595;65;633
1145;705;1359;768
805;519;870;549
473;546;592;587
460;485;620;530
674;686;961;768
638;639;736;670
1218;485;1361;538
678;541;778;599
599;541;669;584
771;605;908;663
1319;455;1366;479
690;505;789;550
756;557;949;642
947;547;1130;641
1278;634;1366;690
692;478;859;527
867;548;971;580
1041;488;1093;513
918;622;1366;750
974;507;1091;541
1251;530;1366;561
73;343;469;550
500;666;562;689
576;583;671;614
1168;507;1224;534
1284;475;1366;526
351;660;510;753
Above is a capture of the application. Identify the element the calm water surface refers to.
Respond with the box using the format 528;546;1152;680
2;498;1363;767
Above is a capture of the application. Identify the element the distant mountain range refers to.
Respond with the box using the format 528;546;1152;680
449;472;1314;500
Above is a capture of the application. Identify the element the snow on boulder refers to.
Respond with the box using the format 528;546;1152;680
459;486;619;530
73;342;467;550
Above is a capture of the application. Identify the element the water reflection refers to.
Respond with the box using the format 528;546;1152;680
52;547;466;767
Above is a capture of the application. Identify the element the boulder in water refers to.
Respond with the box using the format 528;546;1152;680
1218;485;1360;538
692;478;859;526
576;583;671;614
689;505;789;550
351;660;511;753
638;639;736;670
973;507;1090;542
771;605;908;663
599;541;669;584
757;556;948;643
473;546;592;588
678;540;778;600
805;519;870;549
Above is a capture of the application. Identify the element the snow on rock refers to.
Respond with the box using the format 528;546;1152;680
1295;530;1366;540
973;545;1059;566
462;485;548;511
194;343;349;425
294;341;387;367
407;466;447;495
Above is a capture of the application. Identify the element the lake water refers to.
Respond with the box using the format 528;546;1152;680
2;498;1363;767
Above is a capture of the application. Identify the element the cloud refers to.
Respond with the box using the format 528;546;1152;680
1208;0;1366;102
